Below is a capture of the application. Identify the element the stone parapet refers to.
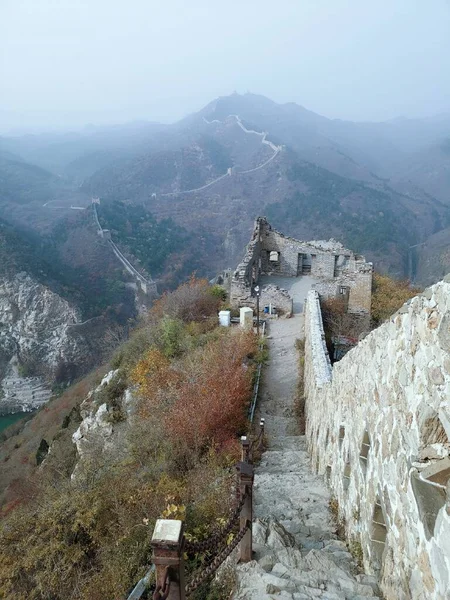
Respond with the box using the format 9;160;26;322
304;279;450;600
229;219;262;307
304;291;332;386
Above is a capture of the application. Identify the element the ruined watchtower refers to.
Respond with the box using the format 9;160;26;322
230;217;373;317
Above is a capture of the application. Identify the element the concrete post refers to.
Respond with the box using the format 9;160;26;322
218;310;231;327
151;519;186;600
240;307;253;330
237;461;254;563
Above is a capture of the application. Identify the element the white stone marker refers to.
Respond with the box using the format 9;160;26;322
152;519;182;543
218;310;231;327
240;307;254;330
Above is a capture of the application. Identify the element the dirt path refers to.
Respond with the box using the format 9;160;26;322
259;314;304;439
233;308;380;599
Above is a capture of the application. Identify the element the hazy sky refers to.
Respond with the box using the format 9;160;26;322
1;0;450;131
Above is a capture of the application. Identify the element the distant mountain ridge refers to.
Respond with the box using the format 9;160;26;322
1;92;450;288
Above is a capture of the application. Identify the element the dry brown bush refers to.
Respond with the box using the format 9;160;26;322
371;272;421;326
151;276;222;323
0;302;257;599
321;297;367;341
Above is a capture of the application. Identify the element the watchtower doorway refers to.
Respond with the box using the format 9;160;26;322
298;253;312;276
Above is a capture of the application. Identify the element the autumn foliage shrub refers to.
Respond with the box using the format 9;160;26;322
132;329;256;467
0;471;181;600
0;279;257;600
151;276;222;322
371;272;421;327
167;331;255;451
110;277;220;370
321;297;367;341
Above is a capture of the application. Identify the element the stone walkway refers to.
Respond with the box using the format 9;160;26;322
233;313;380;599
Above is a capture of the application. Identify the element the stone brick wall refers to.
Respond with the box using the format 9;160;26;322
312;265;372;314
342;263;373;314
304;281;450;600
259;218;347;279
313;280;342;301
259;284;293;317
229;219;262;307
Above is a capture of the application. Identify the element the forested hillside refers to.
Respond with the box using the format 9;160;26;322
78;94;450;280
0;151;57;205
0;279;256;600
0;216;132;320
2;92;450;296
96;201;217;286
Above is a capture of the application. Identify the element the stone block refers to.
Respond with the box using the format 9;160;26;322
240;307;253;330
218;310;231;327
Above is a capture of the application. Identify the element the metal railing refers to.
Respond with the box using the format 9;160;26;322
127;565;155;599
127;420;266;600
248;319;266;423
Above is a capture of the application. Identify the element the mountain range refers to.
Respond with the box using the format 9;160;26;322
1;92;450;310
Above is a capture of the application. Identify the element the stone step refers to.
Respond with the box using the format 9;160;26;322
268;436;307;451
235;560;379;600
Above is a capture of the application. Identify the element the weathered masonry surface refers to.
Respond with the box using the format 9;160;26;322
304;280;450;600
230;217;372;316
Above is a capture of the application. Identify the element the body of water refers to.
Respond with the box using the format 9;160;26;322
0;412;28;434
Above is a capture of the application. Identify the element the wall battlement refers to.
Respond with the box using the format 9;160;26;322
304;291;332;386
304;279;450;599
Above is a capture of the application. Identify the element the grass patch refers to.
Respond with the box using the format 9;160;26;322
329;497;346;540
348;538;364;570
295;338;306;434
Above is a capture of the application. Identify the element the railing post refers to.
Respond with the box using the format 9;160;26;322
151;519;186;600
237;461;254;563
259;418;265;453
241;435;250;462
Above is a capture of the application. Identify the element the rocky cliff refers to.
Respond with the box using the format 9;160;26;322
71;369;133;477
0;272;89;414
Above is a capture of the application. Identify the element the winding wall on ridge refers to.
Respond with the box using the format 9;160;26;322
303;280;450;600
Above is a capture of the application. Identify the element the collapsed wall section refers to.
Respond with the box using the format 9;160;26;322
259;218;352;279
304;282;450;600
313;260;373;314
229;219;262;307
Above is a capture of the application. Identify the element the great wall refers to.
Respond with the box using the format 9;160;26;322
92;199;158;298
156;114;283;198
7;205;447;598
134;217;449;599
227;218;450;599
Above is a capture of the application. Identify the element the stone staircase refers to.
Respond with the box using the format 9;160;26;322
234;435;380;599
232;314;380;600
